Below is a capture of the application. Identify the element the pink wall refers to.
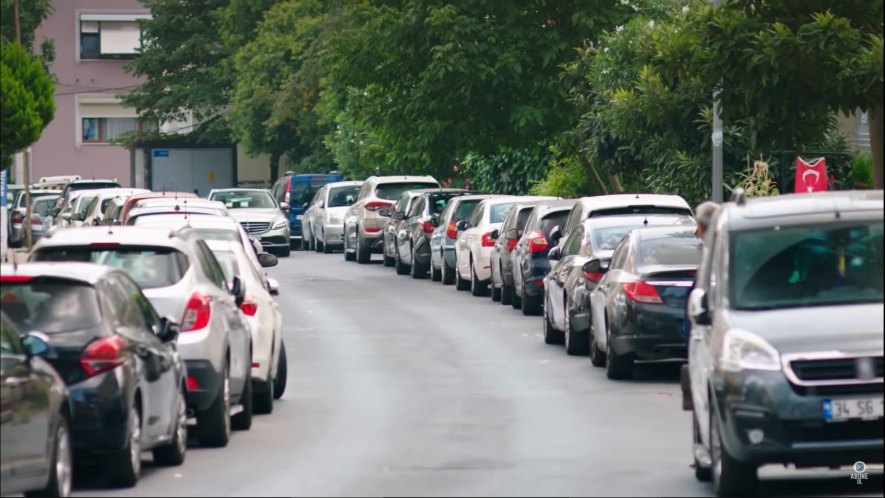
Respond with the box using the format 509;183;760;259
30;0;148;186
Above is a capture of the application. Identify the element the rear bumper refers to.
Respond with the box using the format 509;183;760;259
611;302;687;360
414;236;432;265
68;370;131;455
322;224;345;246
473;247;494;281
184;359;221;412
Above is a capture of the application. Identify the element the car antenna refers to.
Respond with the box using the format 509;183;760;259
643;217;648;226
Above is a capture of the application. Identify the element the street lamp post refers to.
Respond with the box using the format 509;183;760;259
711;0;723;203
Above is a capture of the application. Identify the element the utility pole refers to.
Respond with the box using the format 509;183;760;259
711;0;723;203
14;0;34;250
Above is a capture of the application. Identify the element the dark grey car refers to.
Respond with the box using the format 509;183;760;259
489;201;546;305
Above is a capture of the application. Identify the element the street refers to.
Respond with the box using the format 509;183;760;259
58;251;880;497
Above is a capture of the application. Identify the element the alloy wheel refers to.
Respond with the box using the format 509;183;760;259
129;407;142;478
56;423;72;497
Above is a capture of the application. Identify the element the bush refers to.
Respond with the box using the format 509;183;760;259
850;153;873;189
529;153;587;198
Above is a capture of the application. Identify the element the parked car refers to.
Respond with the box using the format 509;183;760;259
81;188;151;227
270;172;344;249
683;190;884;496
8;189;58;247
0;262;188;488
390;189;478;279
428;195;498;285
201;238;284;413
302;181;363;253
381;190;424;271
56;179;121;204
29;227;254;448
5;183;24;206
0;311;72;497
118;192;199;225
509;200;577;314
343;175;439;263
588;225;703;380
208;189;291;257
54;189;100;229
29;195;61;243
544;213;695;355
490;200;548;305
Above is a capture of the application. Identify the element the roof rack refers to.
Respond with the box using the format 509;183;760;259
731;187;747;206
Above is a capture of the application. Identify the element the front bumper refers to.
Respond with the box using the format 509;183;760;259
610;302;687;360
257;226;290;249
714;371;884;467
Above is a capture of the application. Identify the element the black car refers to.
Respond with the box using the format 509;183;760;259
489;201;545;305
0;312;72;497
589;226;703;379
510;200;576;315
381;190;424;270
544;214;695;355
0;263;188;488
395;189;477;279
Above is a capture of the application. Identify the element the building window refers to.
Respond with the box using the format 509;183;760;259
81;118;157;144
78;13;150;59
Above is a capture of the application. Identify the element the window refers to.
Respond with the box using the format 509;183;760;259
374;182;438;201
211;191;276;209
328;186;360;208
490;202;517;223
563;227;583;256
0;279;102;334
195;241;227;288
31;246;190;289
79;14;151;59
408;197;425;218
82;117;156;144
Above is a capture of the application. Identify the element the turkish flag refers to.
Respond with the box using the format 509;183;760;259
794;156;828;193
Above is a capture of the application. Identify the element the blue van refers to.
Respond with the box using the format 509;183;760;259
271;172;344;248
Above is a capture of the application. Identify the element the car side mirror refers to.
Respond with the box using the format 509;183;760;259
549;225;562;243
505;228;520;240
378;208;392;217
229;275;246;306
21;332;50;362
258;252;279;268
267;277;280;296
490;229;499;240
280;201;290;210
547;246;562;261
155;316;180;343
581;258;609;278
688;288;712;326
456;220;468;231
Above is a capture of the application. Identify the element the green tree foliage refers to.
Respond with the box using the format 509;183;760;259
0;0;53;62
0;41;55;170
460;147;553;195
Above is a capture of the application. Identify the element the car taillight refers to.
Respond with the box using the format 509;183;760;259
624;281;663;304
526;231;548;253
30;217;42;225
81;335;126;377
365;201;392;212
240;297;258;316
181;292;212;332
583;271;605;283
422;221;434;234
506;238;518;251
11;211;23;223
446;221;458;240
481;232;495;247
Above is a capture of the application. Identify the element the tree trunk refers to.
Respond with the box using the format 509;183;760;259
870;102;884;190
578;153;608;195
269;152;281;186
609;173;625;193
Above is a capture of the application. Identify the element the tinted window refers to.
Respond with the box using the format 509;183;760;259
730;222;883;310
211;249;239;282
196;241;227;288
637;232;703;266
31;197;58;217
212;191;275;209
328;186;360;208
78;196;97;217
540;211;569;240
454;199;482;221
69;181;120;191
374;183;438;201
1;279;102;334
291;180;329;206
31;246;190;289
588;206;692;218
490;202;517;223
426;193;463;215
516;207;534;231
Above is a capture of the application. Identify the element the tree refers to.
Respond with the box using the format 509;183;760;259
0;41;55;170
0;0;54;61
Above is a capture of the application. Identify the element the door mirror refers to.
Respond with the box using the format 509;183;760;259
21;332;50;361
155;316;180;343
258;252;279;268
378;208;392;217
581;258;609;278
229;276;246;306
267;277;280;296
505;228;520;240
549;225;562;243
280;201;290;210
547;246;562;261
456;220;468;231
688;288;712;326
490;229;500;240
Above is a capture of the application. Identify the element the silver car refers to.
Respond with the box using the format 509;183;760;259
303;180;363;253
29;227;254;448
8;189;58;247
208;188;291;257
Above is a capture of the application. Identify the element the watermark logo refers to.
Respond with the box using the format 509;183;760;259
850;461;869;484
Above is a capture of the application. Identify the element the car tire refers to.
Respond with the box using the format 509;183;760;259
711;402;757;496
105;404;141;488
441;259;455;285
273;343;287;399
343;226;356;261
510;283;522;309
26;415;72;498
410;247;427;279
470;260;487;296
315;237;324;253
455;261;470;291
231;367;253;431
356;229;371;264
605;326;634;380
395;247;409;275
500;282;512;305
521;292;542;316
564;304;589;356
153;386;188;466
491;282;502;302
542;303;564;345
253;371;274;415
693;415;712;482
589;326;606;367
322;240;333;254
430;263;442;281
197;363;231;448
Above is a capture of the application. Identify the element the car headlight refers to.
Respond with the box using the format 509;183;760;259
720;329;781;372
272;219;288;230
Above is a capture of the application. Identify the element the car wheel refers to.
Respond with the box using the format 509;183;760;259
253;369;274;415
153;386;188;466
197;363;231;447
491;282;502;302
231;367;253;431
105;404;141;488
693;414;712;482
315;236;324;253
356;229;371;264
441;258;455;285
395;247;410;275
710;401;757;496
521;292;542;316
430;261;442;281
543;302;563;345
564;302;589;356
605;324;634;380
322;240;333;254
589;323;606;367
510;282;522;309
26;415;72;497
411;246;427;279
470;259;487;296
273;343;287;399
343;226;356;261
455;260;470;291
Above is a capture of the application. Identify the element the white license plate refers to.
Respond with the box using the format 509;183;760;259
823;397;885;422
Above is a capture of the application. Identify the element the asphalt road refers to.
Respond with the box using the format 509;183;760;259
72;251;883;497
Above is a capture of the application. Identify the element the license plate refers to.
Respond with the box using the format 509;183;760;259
823;398;885;422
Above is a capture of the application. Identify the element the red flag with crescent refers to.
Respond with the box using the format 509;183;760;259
794;156;828;193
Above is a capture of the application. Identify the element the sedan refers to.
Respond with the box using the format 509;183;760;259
589;226;703;379
429;195;498;285
304;181;363;253
0;313;71;497
208;189;292;257
0;263;188;488
489;200;545;305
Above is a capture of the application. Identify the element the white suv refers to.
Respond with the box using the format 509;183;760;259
343;175;439;263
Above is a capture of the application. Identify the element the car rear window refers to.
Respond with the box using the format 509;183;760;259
540;211;569;240
211;249;239;282
70;182;120;191
589;206;692;218
31;197;58;217
328;186;361;208
454;199;482;221
637;234;703;266
1;279;102;334
31;246;190;289
427;193;466;214
374;183;438;201
490;202;518;223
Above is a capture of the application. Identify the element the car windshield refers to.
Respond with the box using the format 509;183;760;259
130;212;220;226
31;246;190;289
588;205;692;218
637;231;703;265
328;186;361;208
0;280;102;334
212;191;276;209
731;221;884;310
190;228;241;243
490;202;518;223
374;183;438;201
